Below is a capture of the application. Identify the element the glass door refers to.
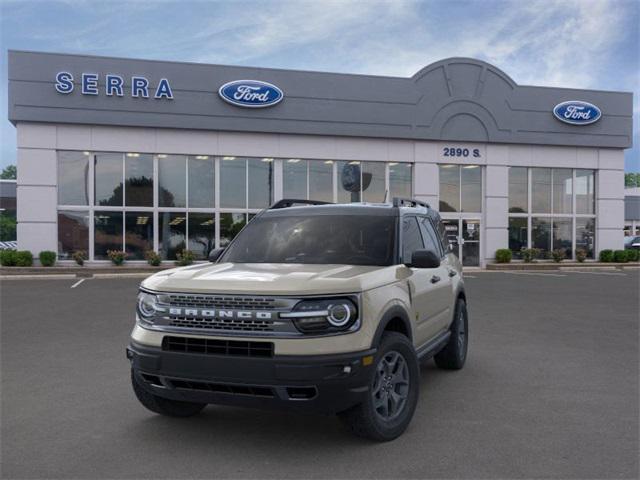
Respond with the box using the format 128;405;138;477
441;218;481;267
442;219;459;258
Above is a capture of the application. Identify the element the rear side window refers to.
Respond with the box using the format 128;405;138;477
402;217;424;263
419;217;443;257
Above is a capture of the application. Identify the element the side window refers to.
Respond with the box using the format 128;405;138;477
419;217;443;257
402;217;424;263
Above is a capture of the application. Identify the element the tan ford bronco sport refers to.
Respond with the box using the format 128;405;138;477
127;197;468;441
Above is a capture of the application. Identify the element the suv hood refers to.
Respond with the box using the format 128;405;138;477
141;262;399;295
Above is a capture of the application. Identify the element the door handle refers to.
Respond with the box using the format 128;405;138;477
430;275;441;284
448;269;457;277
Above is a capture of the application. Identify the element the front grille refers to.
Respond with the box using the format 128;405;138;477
167;379;275;397
168;294;279;310
162;336;274;358
168;316;275;332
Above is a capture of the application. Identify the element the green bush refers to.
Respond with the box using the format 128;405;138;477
145;250;162;266
599;249;614;262
626;249;639;262
575;249;588;263
175;249;195;266
551;249;565;263
107;250;127;266
0;249;17;266
72;250;87;266
613;250;628;263
39;250;57;267
495;249;512;263
15;250;33;267
521;248;542;263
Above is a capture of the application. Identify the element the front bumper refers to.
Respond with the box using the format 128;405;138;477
127;341;376;414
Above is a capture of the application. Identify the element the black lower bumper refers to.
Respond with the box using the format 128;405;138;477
127;341;376;414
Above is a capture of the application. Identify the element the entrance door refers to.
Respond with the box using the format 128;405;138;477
441;218;481;267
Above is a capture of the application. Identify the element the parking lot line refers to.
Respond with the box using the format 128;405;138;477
567;270;627;276
70;278;86;288
501;271;567;277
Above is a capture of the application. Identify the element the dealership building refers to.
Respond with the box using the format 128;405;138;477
7;51;633;267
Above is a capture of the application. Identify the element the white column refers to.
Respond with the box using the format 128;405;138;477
596;149;625;253
16;123;58;259
484;165;509;264
413;141;438;206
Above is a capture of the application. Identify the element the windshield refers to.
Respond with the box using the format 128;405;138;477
221;214;397;266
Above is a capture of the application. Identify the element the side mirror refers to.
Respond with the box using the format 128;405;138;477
208;248;225;263
407;249;441;269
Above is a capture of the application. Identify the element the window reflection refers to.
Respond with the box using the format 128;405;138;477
188;213;215;259
283;159;307;199
58;210;89;258
125;212;153;260
94;211;123;259
389;163;412;199
220;213;247;247
125;153;153;207
95;153;123;206
220;157;246;208
439;165;459;212
309;161;333;202
508;167;528;213
188;156;215;208
531;168;551;213
575;170;595;214
576;218;595;258
552;169;572;214
552;217;572;257
508;217;527;258
58;151;89;205
158;155;186;207
531;217;551;257
159;212;186;260
362;162;386;203
248;158;273;208
461;165;481;212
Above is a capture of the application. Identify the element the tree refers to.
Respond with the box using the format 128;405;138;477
1;165;16;180
625;172;640;188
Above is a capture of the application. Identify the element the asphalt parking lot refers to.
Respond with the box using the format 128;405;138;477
1;270;638;479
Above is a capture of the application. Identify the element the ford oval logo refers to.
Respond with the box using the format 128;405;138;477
218;80;283;108
553;101;601;125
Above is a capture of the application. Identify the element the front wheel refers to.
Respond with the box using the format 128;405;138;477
434;298;468;370
131;370;206;417
338;332;419;442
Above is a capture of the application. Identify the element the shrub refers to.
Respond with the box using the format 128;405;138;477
0;249;17;266
15;250;33;267
495;249;512;263
613;250;628;263
72;250;87;266
175;249;195;266
145;250;162;266
575;249;587;263
626;249;639;262
521;248;541;263
599;249;614;262
39;250;56;267
107;250;127;266
551;249;565;263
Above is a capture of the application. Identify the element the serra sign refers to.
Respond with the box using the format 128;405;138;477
55;72;174;99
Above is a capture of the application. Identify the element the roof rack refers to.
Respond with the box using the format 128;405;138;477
270;198;333;209
392;197;430;209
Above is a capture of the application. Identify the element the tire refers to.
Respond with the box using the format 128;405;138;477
131;370;206;417
338;332;419;442
434;298;468;370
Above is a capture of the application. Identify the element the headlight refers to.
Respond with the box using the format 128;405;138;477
137;291;159;323
281;297;358;334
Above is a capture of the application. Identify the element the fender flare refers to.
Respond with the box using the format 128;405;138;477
371;305;413;348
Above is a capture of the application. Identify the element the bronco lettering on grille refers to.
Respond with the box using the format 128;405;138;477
168;308;273;320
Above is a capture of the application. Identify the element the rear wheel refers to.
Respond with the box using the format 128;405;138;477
131;370;206;417
338;332;419;441
434;298;468;370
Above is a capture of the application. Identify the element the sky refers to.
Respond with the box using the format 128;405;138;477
0;0;638;172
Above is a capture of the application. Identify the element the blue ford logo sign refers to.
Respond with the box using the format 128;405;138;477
553;101;601;125
218;80;283;108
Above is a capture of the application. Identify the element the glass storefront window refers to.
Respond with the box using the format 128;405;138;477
220;157;246;208
552;169;572;214
188;213;215;259
125;212;153;260
552;217;572;258
188;156;215;208
531;168;551;213
283;159;307;199
508;217;527;258
158;212;186;260
576;218;595;258
248;158;273;208
531;217;551;257
508;167;528;213
461;165;481;212
362;162;386;203
337;161;361;203
389;163;412;199
439;165;459;212
576;170;595;214
158;155;186;207
309;161;333;202
220;213;247;247
95;153;123;206
58;151;89;205
94;211;123;260
57;210;89;259
124;153;153;207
